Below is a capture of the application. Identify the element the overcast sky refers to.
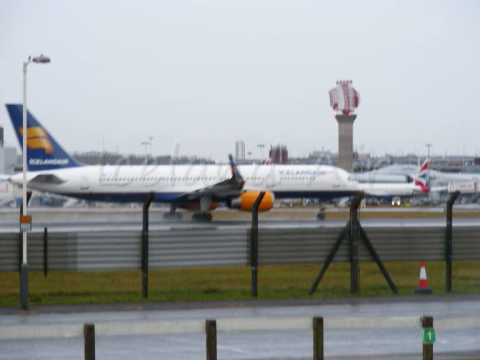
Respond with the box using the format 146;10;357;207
1;0;479;160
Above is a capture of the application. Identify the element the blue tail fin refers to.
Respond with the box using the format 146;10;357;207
5;104;81;171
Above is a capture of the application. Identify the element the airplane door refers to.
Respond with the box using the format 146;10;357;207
79;175;90;191
265;166;279;188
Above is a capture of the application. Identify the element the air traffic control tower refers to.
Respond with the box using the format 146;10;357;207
329;80;360;172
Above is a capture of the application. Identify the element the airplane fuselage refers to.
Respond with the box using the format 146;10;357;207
5;104;430;209
9;164;361;203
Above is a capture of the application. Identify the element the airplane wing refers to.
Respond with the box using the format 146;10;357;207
430;185;448;193
176;154;245;202
28;174;66;185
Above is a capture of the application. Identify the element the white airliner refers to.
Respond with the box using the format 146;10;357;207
5;104;429;219
370;162;480;191
355;160;430;197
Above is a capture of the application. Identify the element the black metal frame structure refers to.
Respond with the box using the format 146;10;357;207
249;192;266;297
445;191;460;292
141;193;154;298
309;193;398;295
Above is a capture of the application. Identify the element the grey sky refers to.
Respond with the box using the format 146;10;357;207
1;0;479;161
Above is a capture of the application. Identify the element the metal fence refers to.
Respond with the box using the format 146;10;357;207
1;226;480;272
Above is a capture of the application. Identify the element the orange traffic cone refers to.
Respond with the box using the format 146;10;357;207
415;261;432;294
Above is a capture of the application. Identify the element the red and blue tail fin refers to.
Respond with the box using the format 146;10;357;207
5;104;81;171
414;159;431;193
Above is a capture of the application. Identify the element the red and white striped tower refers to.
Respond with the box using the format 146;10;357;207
329;80;360;171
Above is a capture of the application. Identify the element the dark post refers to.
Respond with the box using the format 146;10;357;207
445;191;459;293
84;323;95;360
17;231;22;273
313;317;324;360
250;192;266;297
19;191;32;311
349;194;362;294
421;316;434;360
18;200;26;272
43;227;48;277
205;319;217;360
19;262;29;310
142;193;154;298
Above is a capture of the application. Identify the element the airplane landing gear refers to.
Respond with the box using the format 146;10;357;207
192;212;213;222
316;207;326;221
163;205;183;220
192;196;213;222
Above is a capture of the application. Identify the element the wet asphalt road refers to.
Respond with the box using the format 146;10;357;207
1;298;480;359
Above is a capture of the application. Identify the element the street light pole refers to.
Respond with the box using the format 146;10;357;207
141;140;151;163
22;58;28;251
257;144;265;163
426;143;432;160
20;58;30;310
20;54;50;310
148;136;154;162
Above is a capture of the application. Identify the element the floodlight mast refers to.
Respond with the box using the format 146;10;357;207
20;54;51;310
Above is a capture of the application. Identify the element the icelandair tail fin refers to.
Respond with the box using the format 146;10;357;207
5;104;81;171
414;159;431;193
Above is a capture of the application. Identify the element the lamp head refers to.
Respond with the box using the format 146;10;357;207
31;54;51;64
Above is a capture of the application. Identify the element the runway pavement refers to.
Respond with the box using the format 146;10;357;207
0;207;479;233
0;298;479;359
1;218;480;233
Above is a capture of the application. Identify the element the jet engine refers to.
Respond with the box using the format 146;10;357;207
230;191;274;212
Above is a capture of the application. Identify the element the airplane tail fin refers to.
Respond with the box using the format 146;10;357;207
5;104;81;171
228;154;245;187
414;159;431;193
